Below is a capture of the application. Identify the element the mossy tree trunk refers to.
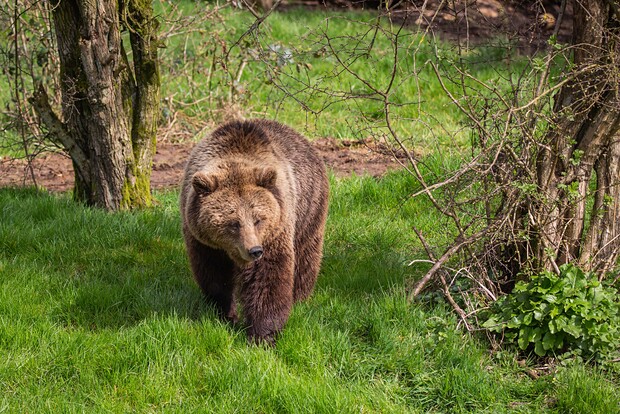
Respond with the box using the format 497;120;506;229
534;0;620;275
31;0;159;210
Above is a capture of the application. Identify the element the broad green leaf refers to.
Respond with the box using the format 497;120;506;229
518;327;531;350
555;315;568;331
516;292;529;304
533;310;544;321
507;315;520;329
542;332;556;350
548;305;560;318
534;340;546;356
482;317;500;330
549;280;564;294
565;318;583;338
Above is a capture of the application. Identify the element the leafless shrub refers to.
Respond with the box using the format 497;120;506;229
1;0;61;186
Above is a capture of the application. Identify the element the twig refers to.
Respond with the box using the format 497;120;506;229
439;270;471;331
413;226;473;330
12;0;38;187
225;0;282;62
408;226;489;302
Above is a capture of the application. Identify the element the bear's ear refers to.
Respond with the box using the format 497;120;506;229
192;171;218;195
255;167;277;189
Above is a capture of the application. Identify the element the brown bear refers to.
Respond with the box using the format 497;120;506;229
180;119;329;344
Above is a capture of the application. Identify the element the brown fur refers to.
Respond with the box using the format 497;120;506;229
180;119;329;344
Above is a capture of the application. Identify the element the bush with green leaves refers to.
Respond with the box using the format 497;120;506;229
483;264;620;360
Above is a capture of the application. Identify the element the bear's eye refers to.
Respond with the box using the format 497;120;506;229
254;218;261;226
228;221;241;231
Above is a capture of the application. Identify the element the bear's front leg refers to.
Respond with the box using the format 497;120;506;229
238;241;295;345
184;231;238;324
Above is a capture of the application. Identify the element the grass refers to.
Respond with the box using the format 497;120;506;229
1;178;619;413
1;3;618;413
154;2;524;148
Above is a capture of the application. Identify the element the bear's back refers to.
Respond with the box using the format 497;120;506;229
181;119;328;235
183;119;324;185
207;119;320;168
247;119;325;178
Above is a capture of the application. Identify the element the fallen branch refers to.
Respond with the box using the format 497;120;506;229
408;226;489;302
438;270;471;331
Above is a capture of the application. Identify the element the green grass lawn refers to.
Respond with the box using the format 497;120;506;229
1;3;619;413
1;179;618;413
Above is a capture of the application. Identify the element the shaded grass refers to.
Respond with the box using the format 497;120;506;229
1;176;618;413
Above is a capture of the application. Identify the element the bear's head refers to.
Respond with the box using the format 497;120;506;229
185;165;282;266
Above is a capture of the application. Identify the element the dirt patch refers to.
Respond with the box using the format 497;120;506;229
396;0;572;52
314;137;412;178
288;0;572;52
0;138;408;193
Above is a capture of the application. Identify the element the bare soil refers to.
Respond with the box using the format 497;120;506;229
0;138;409;192
396;0;572;52
292;0;572;52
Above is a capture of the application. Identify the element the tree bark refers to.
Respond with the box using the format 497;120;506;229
534;0;620;274
122;0;160;208
33;0;159;210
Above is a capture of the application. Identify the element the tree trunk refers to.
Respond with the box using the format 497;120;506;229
31;0;159;210
535;0;620;274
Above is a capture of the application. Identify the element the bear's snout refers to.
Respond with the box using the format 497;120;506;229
248;246;264;260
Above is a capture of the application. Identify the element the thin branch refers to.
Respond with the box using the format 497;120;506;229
29;82;91;182
225;0;282;62
439;270;471;331
408;226;490;302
